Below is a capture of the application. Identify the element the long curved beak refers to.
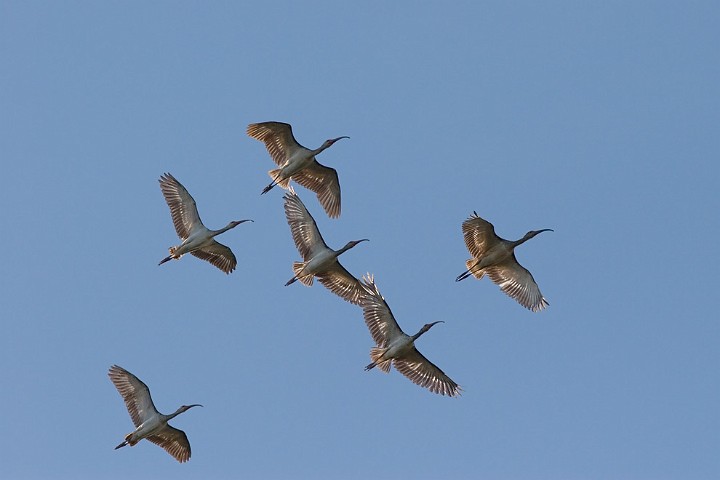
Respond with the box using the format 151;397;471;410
237;219;254;224
331;136;350;143
429;321;445;327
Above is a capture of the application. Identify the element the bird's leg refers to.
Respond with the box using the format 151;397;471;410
261;181;276;195
287;262;312;286
367;347;391;372
455;261;482;282
455;269;473;282
158;246;180;266
261;170;285;195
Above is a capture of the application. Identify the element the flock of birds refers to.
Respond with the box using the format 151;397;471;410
109;121;553;462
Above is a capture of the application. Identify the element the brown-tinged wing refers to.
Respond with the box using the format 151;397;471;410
393;348;462;397
292;161;341;218
316;263;363;305
462;212;499;259
359;274;405;347
191;241;237;274
159;173;203;240
108;365;159;428
146;425;192;463
485;254;549;311
247;121;300;166
283;189;328;259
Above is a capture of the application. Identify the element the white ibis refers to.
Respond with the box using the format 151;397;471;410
158;173;252;274
247;121;348;218
360;274;461;397
108;365;202;463
456;211;552;312
283;189;367;305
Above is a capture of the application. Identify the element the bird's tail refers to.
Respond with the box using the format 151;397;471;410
455;260;484;282
158;246;179;266
262;169;292;194
366;347;391;373
261;181;275;195
291;262;314;286
268;169;292;190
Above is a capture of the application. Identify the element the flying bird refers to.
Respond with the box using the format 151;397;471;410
283;189;367;305
456;212;552;311
360;274;461;397
247;121;348;218
158;172;252;274
108;365;202;463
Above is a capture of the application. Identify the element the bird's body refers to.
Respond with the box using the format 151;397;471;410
360;274;461;397
292;247;341;279
247;121;348;218
277;146;318;178
370;331;416;367
108;365;202;463
456;212;552;312
158;173;252;274
283;189;367;305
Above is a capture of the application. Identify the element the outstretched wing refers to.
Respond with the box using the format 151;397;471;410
485;254;549;312
359;274;405;347
247;121;301;166
283;189;328;259
108;365;159;428
146;425;192;463
159;173;203;240
316;264;363;305
393;349;462;397
292;161;341;218
191;240;237;274
461;212;499;259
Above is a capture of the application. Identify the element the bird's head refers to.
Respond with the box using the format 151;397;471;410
524;228;553;240
323;136;350;148
230;219;254;228
414;321;444;339
345;238;369;250
180;404;203;412
422;320;445;332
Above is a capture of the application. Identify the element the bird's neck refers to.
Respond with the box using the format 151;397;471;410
166;407;185;421
312;144;330;156
212;223;236;236
336;244;352;255
411;329;428;341
512;235;532;248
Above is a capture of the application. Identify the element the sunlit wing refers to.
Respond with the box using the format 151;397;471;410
359;274;405;346
393;348;462;397
283;189;328;259
292;161;341;218
316;264;363;305
247;121;301;167
159;173;203;240
108;365;159;428
465;259;485;280
485;254;549;312
462;212;499;259
190;241;237;274
146;425;192;463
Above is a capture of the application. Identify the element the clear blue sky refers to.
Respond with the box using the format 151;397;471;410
1;2;718;479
